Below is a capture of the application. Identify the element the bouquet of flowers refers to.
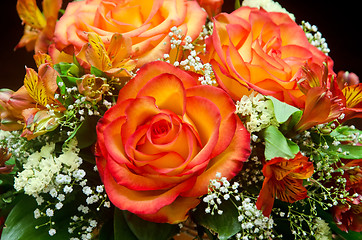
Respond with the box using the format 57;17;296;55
0;0;361;239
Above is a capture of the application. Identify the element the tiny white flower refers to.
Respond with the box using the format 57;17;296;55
46;208;54;217
34;209;41;219
49;228;56;236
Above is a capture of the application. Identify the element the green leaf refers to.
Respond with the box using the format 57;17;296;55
64;122;83;144
122;210;179;240
74;116;99;149
263;125;296;160
192;200;241;240
327;144;362;159
99;218;115;240
113;208;137;240
266;96;300;124
54;62;73;75
56;76;66;95
330;125;362;143
234;0;241;9
287;139;300;155
90;66;108;78
0;174;14;187
279;110;303;134
54;62;82;78
1;195;72;240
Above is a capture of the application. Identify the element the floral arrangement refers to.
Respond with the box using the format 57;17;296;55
0;0;361;239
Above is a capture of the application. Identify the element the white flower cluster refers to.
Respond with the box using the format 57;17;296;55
235;92;279;133
203;172;240;216
239;155;264;187
235;198;275;240
14;139;82;196
242;0;295;21
164;26;216;85
312;217;332;240
0;129;49;162
203;173;275;239
66;181;110;240
301;21;330;55
68;217;98;240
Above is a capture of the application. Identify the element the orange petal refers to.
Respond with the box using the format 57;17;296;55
121;97;161;143
186;85;236;157
16;0;46;29
138;196;200;224
38;64;59;98
342;83;362;108
136;73;186;116
85;32;112;71
42;0;62;20
117;61;198;103
183;119;250;197
185;95;221;147
103;166;196;215
183;0;207;40
107;34;133;67
103;116;129;165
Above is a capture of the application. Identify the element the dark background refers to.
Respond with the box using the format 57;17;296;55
1;0;361;90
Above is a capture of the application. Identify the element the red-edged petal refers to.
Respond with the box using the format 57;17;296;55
117;61;198;103
182;119;250;197
103;166;196;215
136;73;186;116
137;196;200;224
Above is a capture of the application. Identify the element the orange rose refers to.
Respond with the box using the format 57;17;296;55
53;0;207;67
95;61;250;223
206;7;334;108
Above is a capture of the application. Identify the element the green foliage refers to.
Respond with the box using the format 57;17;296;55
109;208;180;240
74;116;99;149
234;0;241;9
192;201;241;240
1;195;72;240
263;125;296;160
266;96;300;124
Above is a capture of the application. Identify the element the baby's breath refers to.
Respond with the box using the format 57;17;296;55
162;26;216;85
203;173;276;239
235;92;279;133
301;21;330;54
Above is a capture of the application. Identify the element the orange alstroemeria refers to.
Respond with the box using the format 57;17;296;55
16;0;62;53
77;32;136;77
295;63;345;132
0;87;36;131
331;159;362;232
197;0;224;17
20;60;64;139
340;83;362;121
256;152;314;216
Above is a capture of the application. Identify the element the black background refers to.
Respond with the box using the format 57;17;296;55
1;0;361;90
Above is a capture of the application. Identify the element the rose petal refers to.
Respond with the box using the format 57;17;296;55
136;73;186;116
186;85;236;157
103;166;197;214
182;119;250;197
121;96;161;143
138;196;200;224
117;61;198;103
